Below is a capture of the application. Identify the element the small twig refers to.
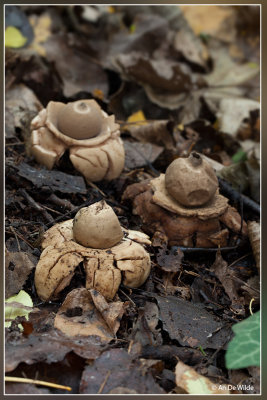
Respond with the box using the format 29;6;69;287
128;339;134;354
87;181;107;197
227;253;252;269
97;370;111;394
9;226;21;251
239;188;244;235
5;376;72;391
119;288;136;306
48;193;75;211
231;275;260;294
5;142;24;147
218;177;260;215
18;189;54;223
41;204;63;216
5;228;35;249
199;290;224;309
45;200;93;228
172;245;238;253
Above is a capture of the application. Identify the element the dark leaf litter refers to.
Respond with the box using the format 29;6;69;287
5;4;260;395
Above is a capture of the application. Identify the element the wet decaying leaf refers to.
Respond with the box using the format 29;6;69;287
79;348;165;394
114;52;206;110
5;323;104;373
210;251;245;315
155;295;232;349
5;84;42;139
12;162;87;194
216;98;260;137
141;344;206;367
241;275;260;306
5;250;36;299
114;52;205;94
54;288;125;340
124;140;163;169
5;48;63;105
129;301;162;346
156;246;184;273
6;351;85;394
43;33;109;98
123;119;175;150
89;289;126;335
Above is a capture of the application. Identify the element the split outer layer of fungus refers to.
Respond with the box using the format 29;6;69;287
34;201;151;301
30;99;125;183
122;152;247;248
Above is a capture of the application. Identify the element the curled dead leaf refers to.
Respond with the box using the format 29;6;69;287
175;361;230;394
54;288;125;341
123;119;175;150
247;221;260;273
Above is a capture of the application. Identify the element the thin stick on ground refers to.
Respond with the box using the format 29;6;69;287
5;376;72;391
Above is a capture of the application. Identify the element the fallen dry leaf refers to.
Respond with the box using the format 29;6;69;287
28;13;52;56
114;51;206;109
5;48;63;105
123;119;175;150
43;33;109;98
175;360;230;394
155;295;232;349
156;245;184;273
5;250;36;299
210;251;245;315
5;83;43;139
180;5;236;42
15;162;87;194
89;289;126;335
79;348;165;394
216;98;260;136
124;140;164;169
5;326;103;373
129;301;162;346
54;288;124;340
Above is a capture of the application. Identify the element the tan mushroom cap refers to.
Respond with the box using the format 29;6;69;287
56;100;103;140
165;152;218;207
151;174;228;220
73;200;124;249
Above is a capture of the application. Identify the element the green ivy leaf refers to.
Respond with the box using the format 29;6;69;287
225;311;260;369
5;26;27;48
5;290;33;329
232;149;247;163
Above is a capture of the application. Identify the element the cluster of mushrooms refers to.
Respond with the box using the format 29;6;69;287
31;100;247;303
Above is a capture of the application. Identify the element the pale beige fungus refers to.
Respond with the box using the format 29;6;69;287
122;152;247;248
34;201;151;301
57;100;103;139
165;152;218;207
30;99;125;182
73;200;123;249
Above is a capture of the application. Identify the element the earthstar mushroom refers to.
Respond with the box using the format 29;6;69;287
30;99;125;182
34;201;151;301
165;152;218;207
122;152;247;248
